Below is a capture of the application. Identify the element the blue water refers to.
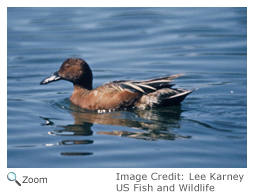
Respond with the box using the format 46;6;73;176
7;7;247;168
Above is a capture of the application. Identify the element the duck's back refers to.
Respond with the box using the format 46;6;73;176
80;74;194;111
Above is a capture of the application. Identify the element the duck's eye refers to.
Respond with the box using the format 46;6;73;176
65;64;70;69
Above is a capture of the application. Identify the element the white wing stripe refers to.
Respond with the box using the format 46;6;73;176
135;83;156;90
123;83;145;93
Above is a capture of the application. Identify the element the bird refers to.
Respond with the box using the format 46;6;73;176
40;58;194;112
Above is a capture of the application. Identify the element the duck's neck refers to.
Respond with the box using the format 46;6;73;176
73;85;91;96
74;79;92;90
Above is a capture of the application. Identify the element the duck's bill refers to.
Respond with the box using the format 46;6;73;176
40;71;62;85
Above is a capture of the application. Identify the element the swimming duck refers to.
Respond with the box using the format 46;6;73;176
40;58;194;111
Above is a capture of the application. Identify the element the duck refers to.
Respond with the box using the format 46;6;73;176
40;58;194;111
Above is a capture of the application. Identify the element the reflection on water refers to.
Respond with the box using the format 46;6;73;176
58;140;93;145
40;101;191;155
60;152;93;156
97;130;190;141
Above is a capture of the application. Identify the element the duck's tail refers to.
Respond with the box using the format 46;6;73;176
135;88;195;108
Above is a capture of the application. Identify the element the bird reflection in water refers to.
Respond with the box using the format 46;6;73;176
41;102;191;156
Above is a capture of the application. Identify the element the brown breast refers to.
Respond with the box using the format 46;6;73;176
70;85;142;110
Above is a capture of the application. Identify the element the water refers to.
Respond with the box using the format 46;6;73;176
7;7;247;168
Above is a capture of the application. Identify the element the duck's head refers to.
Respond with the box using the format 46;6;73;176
40;58;93;90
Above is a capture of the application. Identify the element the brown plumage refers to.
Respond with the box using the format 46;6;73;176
40;58;194;111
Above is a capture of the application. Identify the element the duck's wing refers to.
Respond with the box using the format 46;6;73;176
104;74;184;94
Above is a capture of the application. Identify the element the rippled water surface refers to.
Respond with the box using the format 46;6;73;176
7;7;247;168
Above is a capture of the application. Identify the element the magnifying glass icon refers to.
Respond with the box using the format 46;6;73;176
7;172;21;186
